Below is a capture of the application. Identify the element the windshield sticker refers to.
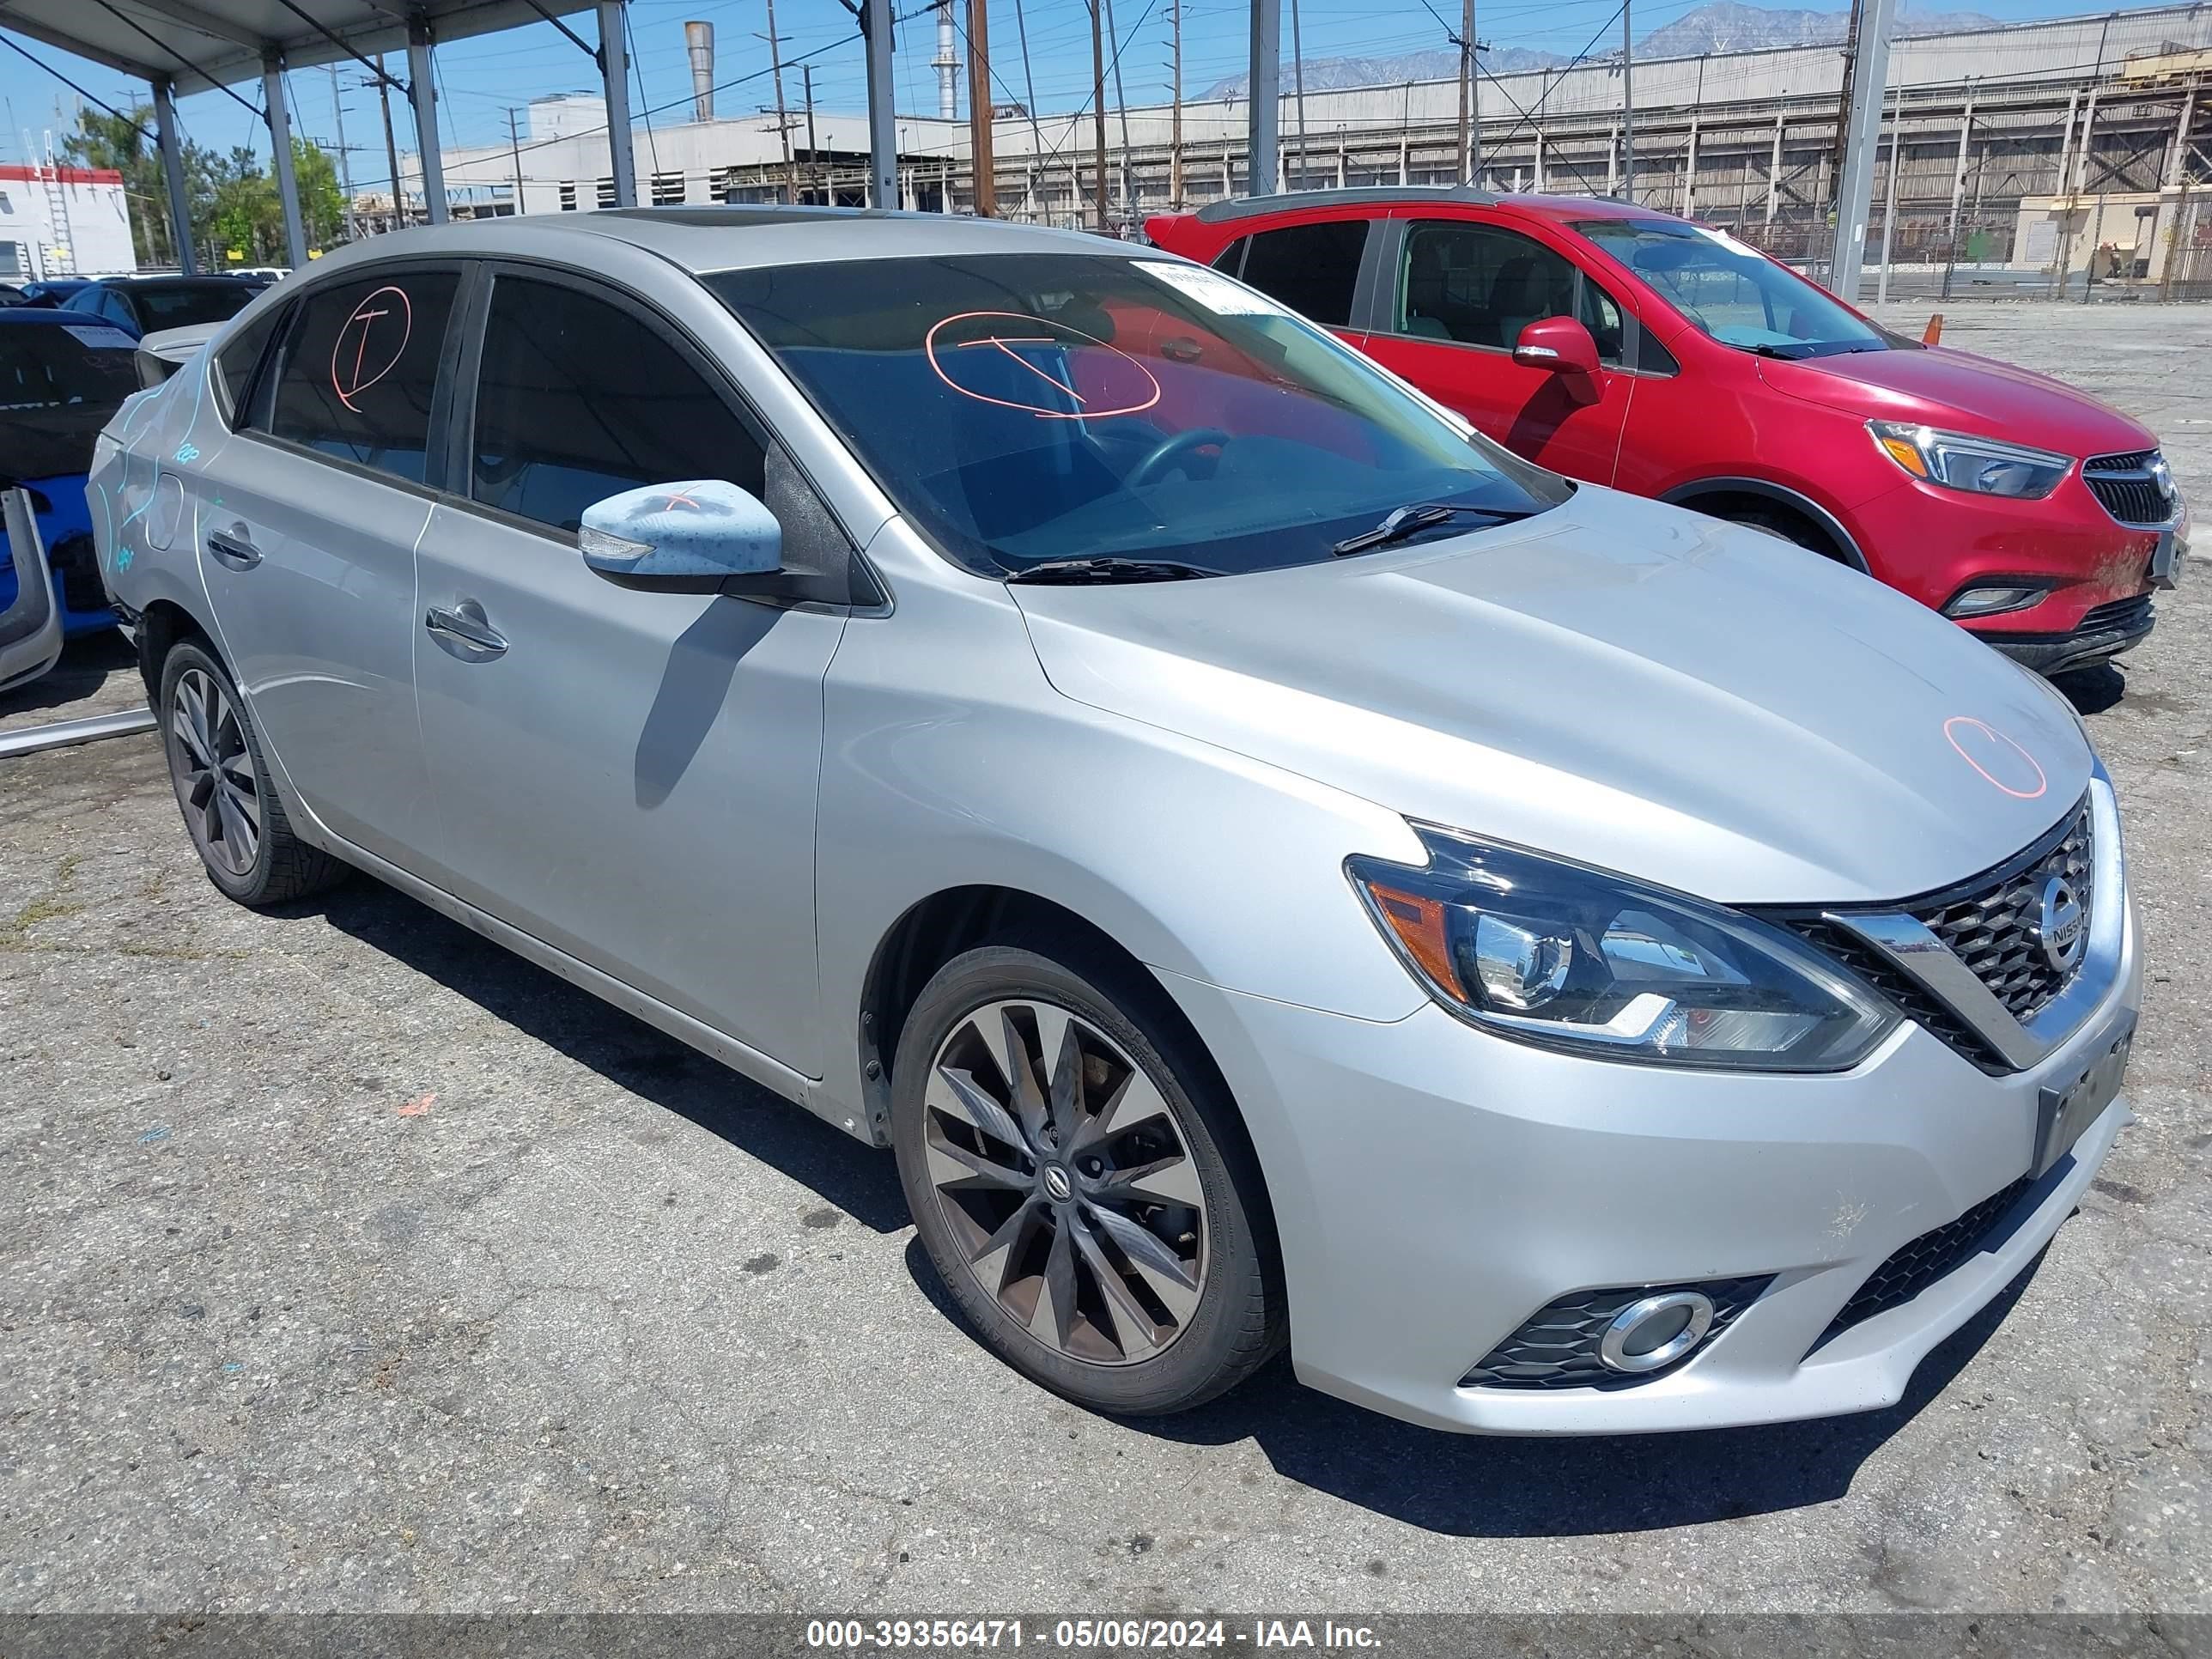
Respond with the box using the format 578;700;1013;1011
331;285;413;411
1137;262;1295;318
1944;715;2048;799
924;310;1160;421
61;324;136;349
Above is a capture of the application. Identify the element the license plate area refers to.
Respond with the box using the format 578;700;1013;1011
2150;529;2184;589
2033;1016;2134;1179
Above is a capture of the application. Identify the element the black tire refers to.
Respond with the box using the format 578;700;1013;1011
1714;503;1840;560
158;639;346;907
890;939;1285;1417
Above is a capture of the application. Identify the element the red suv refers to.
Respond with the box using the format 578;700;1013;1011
1146;188;2185;674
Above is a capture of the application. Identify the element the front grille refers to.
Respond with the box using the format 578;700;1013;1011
1462;1276;1769;1390
2075;592;2154;640
1917;801;2092;1022
2082;449;2177;526
1780;798;2093;1071
48;532;106;613
1820;1176;2033;1340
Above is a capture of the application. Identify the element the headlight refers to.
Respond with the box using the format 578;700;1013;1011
1346;827;1897;1072
1869;421;2071;500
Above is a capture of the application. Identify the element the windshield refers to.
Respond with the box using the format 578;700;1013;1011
136;283;263;330
0;323;137;412
705;252;1565;577
1574;219;1890;359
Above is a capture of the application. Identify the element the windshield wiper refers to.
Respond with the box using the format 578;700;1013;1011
1741;343;1818;360
1332;502;1533;556
1005;556;1217;585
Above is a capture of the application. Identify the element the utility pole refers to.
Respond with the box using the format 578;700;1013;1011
506;106;525;216
1247;0;1279;199
968;0;994;214
1456;0;1473;181
763;0;797;204
1089;0;1109;230
862;0;895;209
1169;0;1183;208
803;64;817;204
1876;81;1901;303
1103;0;1132;213
374;56;403;229
328;64;356;240
1291;0;1307;187
1620;0;1634;202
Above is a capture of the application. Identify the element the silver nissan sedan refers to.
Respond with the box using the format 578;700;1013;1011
91;210;2141;1433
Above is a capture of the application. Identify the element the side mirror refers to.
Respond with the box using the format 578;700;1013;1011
579;479;781;583
1512;316;1602;377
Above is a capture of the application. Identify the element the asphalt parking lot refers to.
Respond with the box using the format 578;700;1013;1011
3;301;2209;1618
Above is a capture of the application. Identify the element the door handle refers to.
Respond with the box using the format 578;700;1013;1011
206;526;261;569
424;599;508;658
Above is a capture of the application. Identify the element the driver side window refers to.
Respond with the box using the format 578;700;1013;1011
1396;221;1622;365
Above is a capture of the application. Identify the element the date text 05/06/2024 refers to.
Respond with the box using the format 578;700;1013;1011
804;1620;1384;1650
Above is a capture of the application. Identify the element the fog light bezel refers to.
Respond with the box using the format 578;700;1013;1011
1598;1290;1717;1374
1942;580;2052;621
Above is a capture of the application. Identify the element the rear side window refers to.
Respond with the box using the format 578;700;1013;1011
214;305;285;424
1210;237;1248;275
1236;219;1369;327
466;274;765;535
259;270;459;484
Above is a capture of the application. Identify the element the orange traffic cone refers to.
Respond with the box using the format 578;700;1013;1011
1923;313;1944;345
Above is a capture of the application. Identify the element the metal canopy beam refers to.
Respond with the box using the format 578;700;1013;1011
153;77;198;274
1830;0;1899;301
406;15;447;223
1246;0;1279;197
596;0;636;208
0;0;595;98
264;52;308;264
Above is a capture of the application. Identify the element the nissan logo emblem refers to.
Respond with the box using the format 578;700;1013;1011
2034;876;2086;975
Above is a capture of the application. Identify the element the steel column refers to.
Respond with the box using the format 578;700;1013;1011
595;0;635;208
152;78;197;274
1246;0;1279;198
406;18;449;222
262;54;308;265
863;0;896;207
1828;0;1899;301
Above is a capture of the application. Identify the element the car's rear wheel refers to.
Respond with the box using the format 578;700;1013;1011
890;942;1282;1417
159;640;344;907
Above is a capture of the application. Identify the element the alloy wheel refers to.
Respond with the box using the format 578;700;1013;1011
170;665;261;878
922;999;1209;1366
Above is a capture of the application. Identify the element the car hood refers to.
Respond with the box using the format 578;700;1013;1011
1757;345;2153;457
1011;488;2092;905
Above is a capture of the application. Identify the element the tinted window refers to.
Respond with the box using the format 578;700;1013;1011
1237;219;1368;326
1209;237;1247;275
0;323;137;410
261;270;459;483
468;276;765;535
214;305;284;423
1397;221;1614;359
708;252;1564;580
136;282;262;331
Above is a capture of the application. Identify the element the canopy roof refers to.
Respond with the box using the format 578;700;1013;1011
0;0;595;96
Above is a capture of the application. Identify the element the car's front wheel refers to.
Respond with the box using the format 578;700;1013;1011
891;941;1283;1417
159;639;345;907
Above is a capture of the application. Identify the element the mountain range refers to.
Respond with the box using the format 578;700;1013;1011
1200;1;2003;98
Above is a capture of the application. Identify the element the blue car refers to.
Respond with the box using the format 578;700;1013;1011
59;274;266;340
0;307;141;635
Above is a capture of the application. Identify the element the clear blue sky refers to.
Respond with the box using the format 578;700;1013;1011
0;0;2174;198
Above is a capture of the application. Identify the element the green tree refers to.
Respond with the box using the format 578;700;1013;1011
61;106;349;269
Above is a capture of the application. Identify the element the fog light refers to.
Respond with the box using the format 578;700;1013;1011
1598;1290;1716;1374
1944;584;2046;619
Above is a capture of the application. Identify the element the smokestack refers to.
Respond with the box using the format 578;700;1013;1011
684;21;714;123
933;0;960;121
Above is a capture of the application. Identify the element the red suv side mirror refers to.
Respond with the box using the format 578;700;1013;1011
1512;317;1601;377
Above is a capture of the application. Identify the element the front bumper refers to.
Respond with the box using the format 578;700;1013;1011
1981;591;2155;675
1164;854;2142;1436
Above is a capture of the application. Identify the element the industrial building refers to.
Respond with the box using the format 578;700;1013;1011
416;2;2212;291
0;162;135;283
